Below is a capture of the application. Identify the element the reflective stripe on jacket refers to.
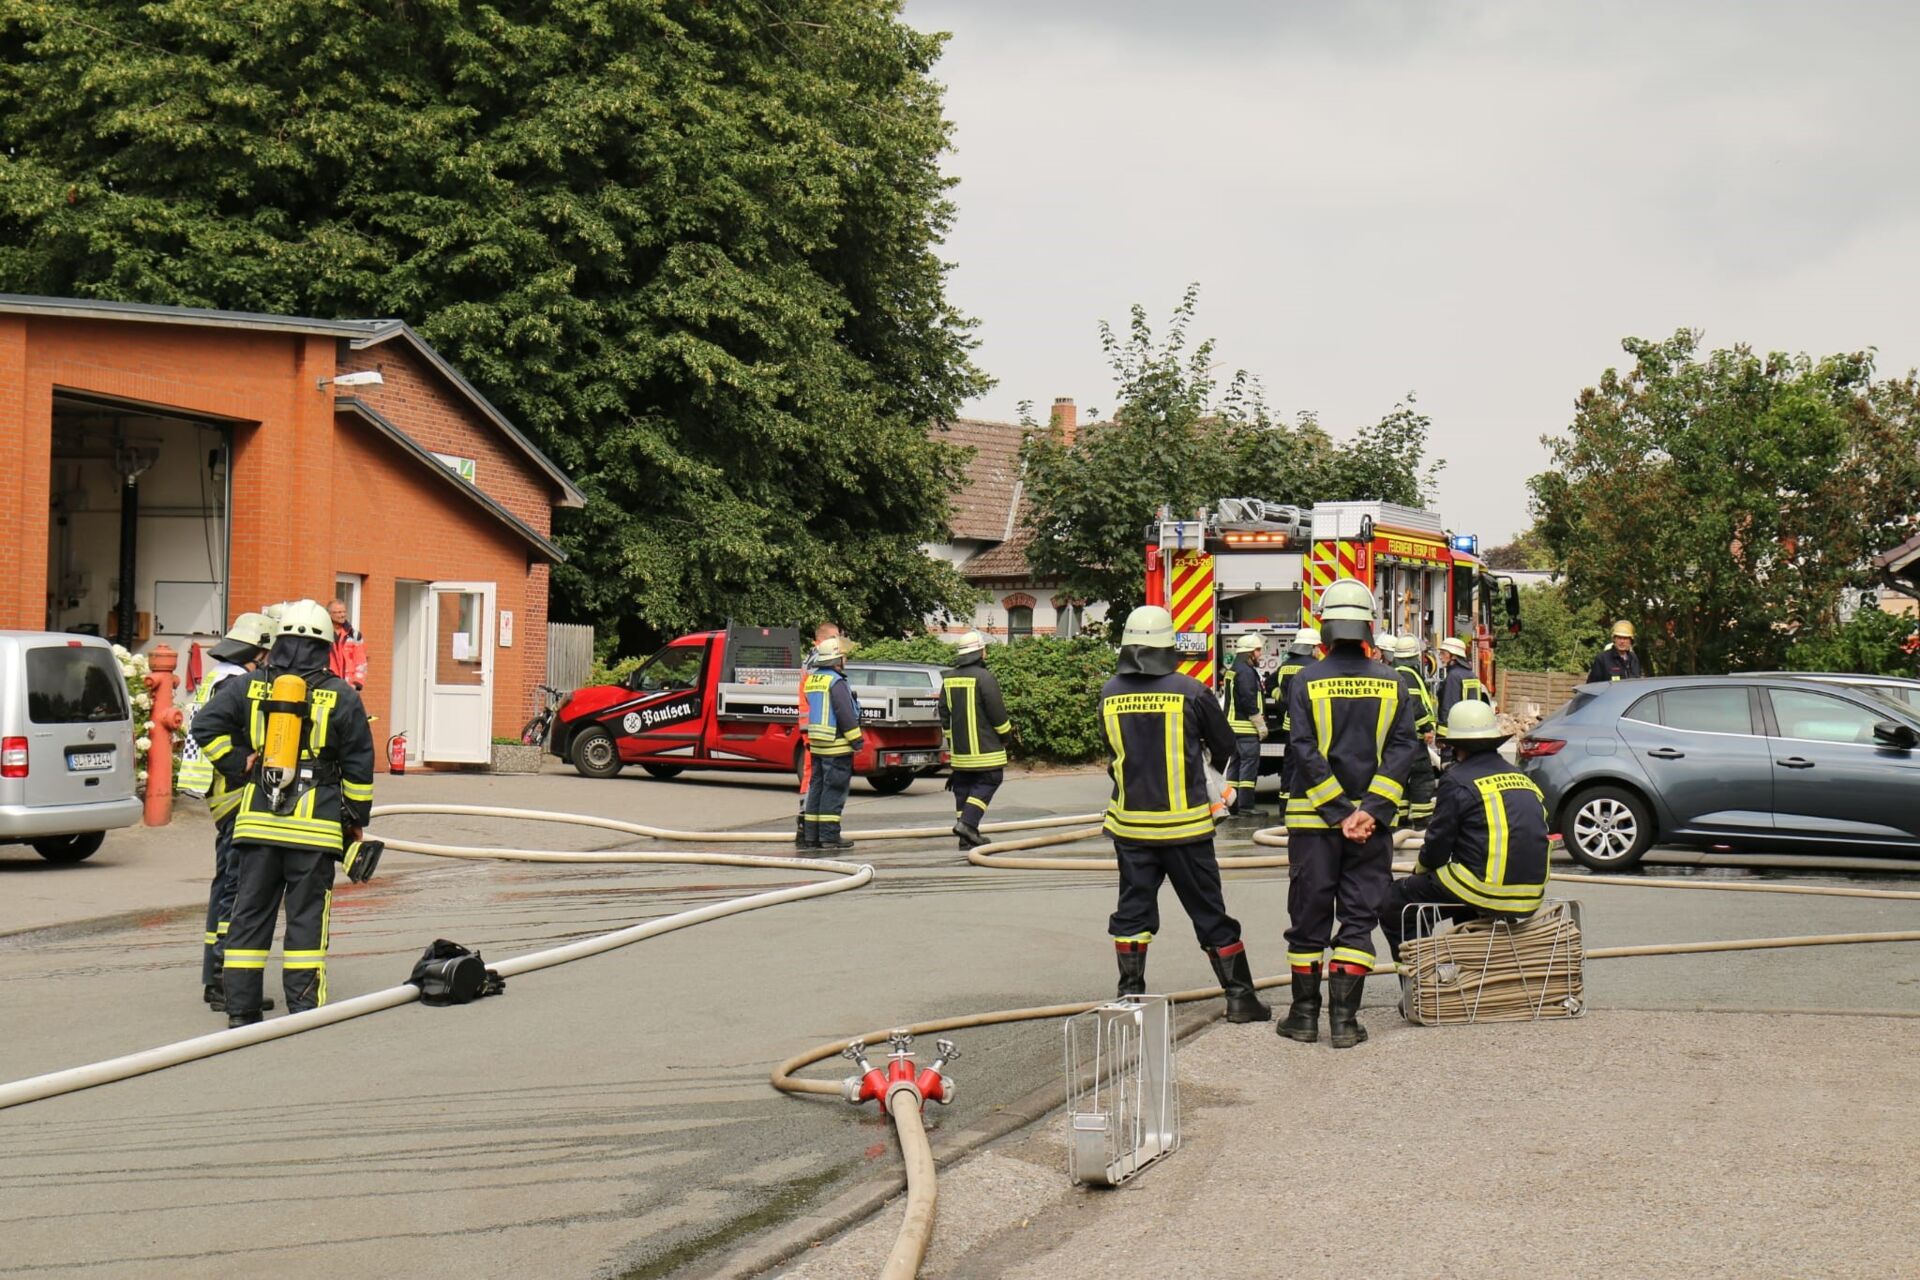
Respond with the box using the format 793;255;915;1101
1418;750;1550;914
1394;662;1437;734
1223;657;1260;736
190;668;375;853
178;661;247;818
1100;669;1235;844
803;669;864;757
942;655;1010;770
1268;661;1304;731
1435;661;1490;737
1283;647;1419;830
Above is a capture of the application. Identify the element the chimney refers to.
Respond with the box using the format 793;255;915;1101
1051;396;1078;445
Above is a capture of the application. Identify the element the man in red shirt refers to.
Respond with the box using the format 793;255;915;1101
328;599;368;691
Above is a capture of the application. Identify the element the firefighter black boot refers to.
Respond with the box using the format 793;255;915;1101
1115;942;1148;997
817;820;854;852
1327;968;1370;1049
1276;965;1321;1043
204;982;225;1012
795;814;810;851
952;820;987;850
1207;944;1272;1023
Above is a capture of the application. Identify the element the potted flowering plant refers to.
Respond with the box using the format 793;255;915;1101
111;645;162;796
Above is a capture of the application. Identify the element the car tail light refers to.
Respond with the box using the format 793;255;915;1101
2;738;27;778
1517;736;1565;759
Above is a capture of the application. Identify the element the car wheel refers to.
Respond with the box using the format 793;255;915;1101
867;770;914;795
33;832;105;864
1563;786;1654;870
570;727;623;779
640;763;684;781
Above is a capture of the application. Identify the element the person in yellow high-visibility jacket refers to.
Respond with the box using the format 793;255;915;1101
178;612;278;1013
191;600;375;1026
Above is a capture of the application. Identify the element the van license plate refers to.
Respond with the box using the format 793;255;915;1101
900;752;937;767
68;751;113;772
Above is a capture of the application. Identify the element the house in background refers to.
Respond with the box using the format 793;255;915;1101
926;398;1108;642
1875;529;1920;617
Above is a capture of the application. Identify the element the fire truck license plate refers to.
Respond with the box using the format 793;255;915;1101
899;752;937;767
68;750;113;772
1175;632;1209;654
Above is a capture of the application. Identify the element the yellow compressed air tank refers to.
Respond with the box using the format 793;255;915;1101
262;673;308;798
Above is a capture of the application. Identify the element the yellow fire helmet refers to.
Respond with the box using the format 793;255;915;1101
1612;620;1636;640
955;629;987;657
1439;636;1469;659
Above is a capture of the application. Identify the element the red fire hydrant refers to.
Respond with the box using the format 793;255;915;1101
840;1032;959;1110
143;644;183;827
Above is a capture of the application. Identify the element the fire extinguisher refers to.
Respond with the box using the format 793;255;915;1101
388;730;408;776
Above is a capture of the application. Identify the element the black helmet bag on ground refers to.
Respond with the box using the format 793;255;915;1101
408;939;506;1005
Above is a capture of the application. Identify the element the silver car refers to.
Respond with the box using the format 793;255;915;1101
0;632;142;862
1519;675;1920;869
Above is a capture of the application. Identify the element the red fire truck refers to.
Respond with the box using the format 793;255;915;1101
1143;498;1519;693
549;624;949;793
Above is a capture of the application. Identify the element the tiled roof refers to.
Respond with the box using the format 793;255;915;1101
961;525;1036;581
936;417;1030;541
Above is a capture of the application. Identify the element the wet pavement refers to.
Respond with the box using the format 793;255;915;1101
0;766;1915;1277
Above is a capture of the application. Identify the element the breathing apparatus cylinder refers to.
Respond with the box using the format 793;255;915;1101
261;673;309;813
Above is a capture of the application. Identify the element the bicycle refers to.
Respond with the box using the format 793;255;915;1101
519;684;567;748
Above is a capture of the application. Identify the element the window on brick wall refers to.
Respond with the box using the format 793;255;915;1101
1008;605;1034;640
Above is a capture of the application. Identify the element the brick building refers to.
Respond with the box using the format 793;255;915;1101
0;294;582;768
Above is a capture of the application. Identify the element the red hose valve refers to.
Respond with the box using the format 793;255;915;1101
914;1038;960;1106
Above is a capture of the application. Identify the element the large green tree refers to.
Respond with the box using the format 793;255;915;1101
1530;330;1920;674
0;0;984;651
1018;286;1442;629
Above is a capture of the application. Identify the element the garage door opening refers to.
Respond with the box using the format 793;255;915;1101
46;393;235;651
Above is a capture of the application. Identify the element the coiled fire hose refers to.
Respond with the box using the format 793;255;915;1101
2;803;1915;1279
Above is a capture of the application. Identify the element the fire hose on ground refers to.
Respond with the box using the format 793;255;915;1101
0;804;1916;1279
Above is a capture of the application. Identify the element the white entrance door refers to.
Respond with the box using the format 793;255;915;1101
423;581;495;763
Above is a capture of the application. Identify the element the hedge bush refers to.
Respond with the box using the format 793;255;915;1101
858;635;1117;763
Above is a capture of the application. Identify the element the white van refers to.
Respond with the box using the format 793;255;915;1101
0;633;142;862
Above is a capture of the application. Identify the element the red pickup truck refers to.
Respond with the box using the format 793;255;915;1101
548;624;949;793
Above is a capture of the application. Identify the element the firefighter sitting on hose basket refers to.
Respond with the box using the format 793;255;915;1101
1100;605;1271;1024
1278;580;1418;1049
1379;699;1549;967
190;599;377;1027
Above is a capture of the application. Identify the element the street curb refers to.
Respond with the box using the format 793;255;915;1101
681;1004;1226;1280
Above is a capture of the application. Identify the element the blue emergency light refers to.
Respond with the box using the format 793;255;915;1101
1451;534;1479;555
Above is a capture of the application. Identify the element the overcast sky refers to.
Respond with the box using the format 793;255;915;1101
904;0;1920;543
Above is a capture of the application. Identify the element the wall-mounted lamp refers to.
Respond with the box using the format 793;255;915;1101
317;370;384;391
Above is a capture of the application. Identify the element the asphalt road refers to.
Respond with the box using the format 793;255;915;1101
0;766;1915;1278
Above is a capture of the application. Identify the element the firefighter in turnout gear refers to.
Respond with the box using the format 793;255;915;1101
1279;580;1418;1049
1101;606;1271;1024
1588;619;1645;683
178;612;279;1012
1434;635;1489;740
1222;633;1266;818
190;600;375;1026
1265;627;1319;799
942;630;1011;850
1390;633;1439;828
1380;700;1550;961
799;637;862;851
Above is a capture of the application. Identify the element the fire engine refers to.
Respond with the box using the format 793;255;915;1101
1143;498;1519;693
